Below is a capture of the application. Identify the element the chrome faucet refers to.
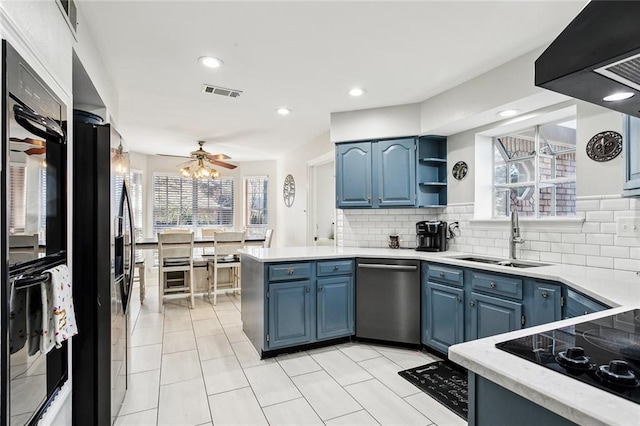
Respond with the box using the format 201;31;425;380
509;209;524;259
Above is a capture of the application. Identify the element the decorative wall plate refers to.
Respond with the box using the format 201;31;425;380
452;161;468;180
586;130;623;162
283;174;295;207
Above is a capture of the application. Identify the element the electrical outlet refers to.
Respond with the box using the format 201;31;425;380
617;218;640;238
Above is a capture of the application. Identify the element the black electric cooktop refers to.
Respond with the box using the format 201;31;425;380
496;309;640;404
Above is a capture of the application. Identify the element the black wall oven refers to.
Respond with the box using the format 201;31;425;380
1;41;68;426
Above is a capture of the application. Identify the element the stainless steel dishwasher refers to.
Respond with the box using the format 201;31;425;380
356;258;421;344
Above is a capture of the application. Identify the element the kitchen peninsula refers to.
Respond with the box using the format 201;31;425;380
240;246;640;426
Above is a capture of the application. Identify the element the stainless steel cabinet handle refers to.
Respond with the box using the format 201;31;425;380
541;291;548;298
367;196;372;202
439;272;445;278
305;287;310;292
318;286;323;291
470;301;476;307
333;266;339;271
490;282;496;288
357;264;418;271
287;268;294;275
378;196;382;202
456;297;462;303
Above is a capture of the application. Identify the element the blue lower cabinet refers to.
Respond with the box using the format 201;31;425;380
423;281;464;352
469;292;523;340
267;280;313;349
529;282;562;327
317;276;354;340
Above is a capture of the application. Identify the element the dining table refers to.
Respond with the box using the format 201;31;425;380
133;235;265;304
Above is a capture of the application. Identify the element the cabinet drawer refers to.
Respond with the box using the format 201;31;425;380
317;260;353;276
471;271;523;299
427;264;463;286
268;263;312;281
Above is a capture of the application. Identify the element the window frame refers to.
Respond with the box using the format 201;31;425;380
492;118;577;219
151;172;235;235
243;175;269;231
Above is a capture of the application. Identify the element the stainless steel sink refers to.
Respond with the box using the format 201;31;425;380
451;255;550;268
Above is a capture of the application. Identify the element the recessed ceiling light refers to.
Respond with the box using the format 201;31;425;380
603;92;634;102
349;88;366;97
497;109;521;117
276;107;291;115
199;56;223;69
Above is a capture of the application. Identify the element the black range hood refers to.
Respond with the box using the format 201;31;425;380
535;1;640;118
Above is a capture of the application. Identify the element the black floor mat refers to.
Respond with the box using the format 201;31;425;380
398;361;468;420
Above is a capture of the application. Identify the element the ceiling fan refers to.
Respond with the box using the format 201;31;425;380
9;137;46;155
172;141;237;179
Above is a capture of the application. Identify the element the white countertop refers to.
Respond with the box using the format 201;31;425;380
240;245;640;307
241;245;640;425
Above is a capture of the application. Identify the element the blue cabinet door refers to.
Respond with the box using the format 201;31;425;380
528;282;561;327
376;138;416;207
423;281;464;353
469;292;523;340
317;276;354;340
336;142;373;208
268;280;312;349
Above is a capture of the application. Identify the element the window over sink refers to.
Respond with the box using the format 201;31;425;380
493;118;576;218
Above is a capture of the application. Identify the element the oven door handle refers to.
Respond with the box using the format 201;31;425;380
14;104;65;142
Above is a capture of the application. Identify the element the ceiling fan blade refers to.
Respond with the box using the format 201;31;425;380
157;153;191;159
208;159;237;170
24;147;46;155
209;153;231;160
10;137;46;146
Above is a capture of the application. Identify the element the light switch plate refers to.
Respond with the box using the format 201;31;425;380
617;218;640;238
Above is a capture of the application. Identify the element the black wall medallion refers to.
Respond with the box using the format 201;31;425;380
452;161;468;180
586;130;623;162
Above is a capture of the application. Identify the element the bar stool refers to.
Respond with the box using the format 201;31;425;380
158;232;194;312
207;231;244;305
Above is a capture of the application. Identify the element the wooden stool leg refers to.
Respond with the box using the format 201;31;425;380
139;264;146;304
158;265;164;313
213;264;218;306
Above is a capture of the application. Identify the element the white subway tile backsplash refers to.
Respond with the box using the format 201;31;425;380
576;199;600;211
553;243;574;254
586;234;614;246
573;244;600;256
586;256;614;269
613;258;640;272
585;211;614;222
561;234;585;244
337;198;633;271
601;199;629;211
600;246;630;258
562;254;586;266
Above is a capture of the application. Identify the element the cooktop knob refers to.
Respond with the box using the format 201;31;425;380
608;360;630;375
565;347;585;359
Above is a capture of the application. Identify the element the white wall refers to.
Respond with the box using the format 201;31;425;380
330;103;421;142
276;131;333;247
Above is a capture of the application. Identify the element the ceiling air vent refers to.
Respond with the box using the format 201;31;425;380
201;84;242;98
595;52;640;92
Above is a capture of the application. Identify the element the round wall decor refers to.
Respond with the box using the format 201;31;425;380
452;161;468;180
586;130;623;162
283;174;296;207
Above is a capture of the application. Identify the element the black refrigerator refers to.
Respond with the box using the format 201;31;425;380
72;121;134;425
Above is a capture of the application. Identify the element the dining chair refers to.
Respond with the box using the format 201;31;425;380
158;231;194;312
9;234;39;263
263;229;274;248
207;231;245;305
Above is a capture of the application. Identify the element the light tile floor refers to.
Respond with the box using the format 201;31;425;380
115;279;466;426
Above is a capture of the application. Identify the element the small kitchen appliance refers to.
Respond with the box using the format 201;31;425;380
416;221;448;252
496;309;640;404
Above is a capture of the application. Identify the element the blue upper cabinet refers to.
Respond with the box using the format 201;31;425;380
416;135;448;207
376;139;416;207
336;142;373;208
336;138;418;208
623;115;640;197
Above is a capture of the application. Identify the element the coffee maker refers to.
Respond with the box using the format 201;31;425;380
416;221;448;252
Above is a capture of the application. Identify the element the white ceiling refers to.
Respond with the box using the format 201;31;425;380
77;0;587;162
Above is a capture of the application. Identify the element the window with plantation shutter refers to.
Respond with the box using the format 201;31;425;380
152;173;233;235
9;164;26;233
